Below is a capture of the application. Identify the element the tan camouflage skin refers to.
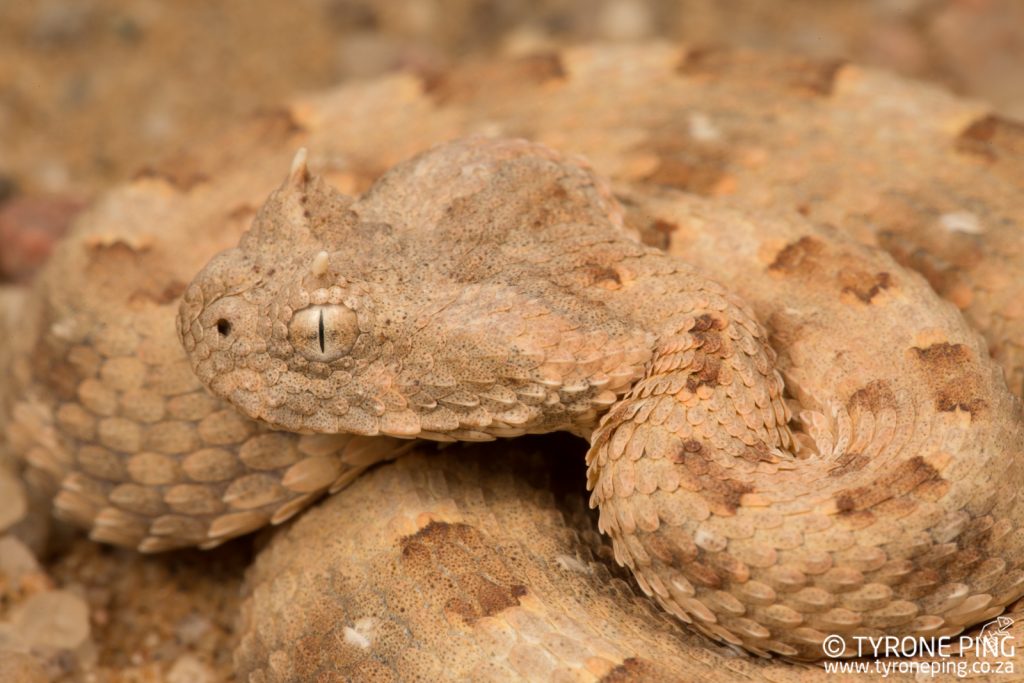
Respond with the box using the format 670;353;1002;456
238;445;1024;682
3;44;1023;674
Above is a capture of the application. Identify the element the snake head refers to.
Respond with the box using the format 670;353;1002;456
180;138;630;440
177;150;406;436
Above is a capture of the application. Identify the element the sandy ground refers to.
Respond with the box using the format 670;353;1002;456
1;0;1022;201
2;0;1022;282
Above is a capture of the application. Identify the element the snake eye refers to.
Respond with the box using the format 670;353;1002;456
289;305;359;362
216;319;232;336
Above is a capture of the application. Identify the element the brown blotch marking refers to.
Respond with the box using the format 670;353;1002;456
643;154;732;196
134;165;209;191
835;494;856;514
443;575;527;625
686;353;721;392
674;442;752;516
871;190;986;287
878;229;975;304
833;456;944;514
653;218;678;238
678;47;845;96
399;521;526;625
623;204;679;251
250;106;307;138
32;349;80;402
936;395;987;415
848;380;898;413
583;261;623;289
839;269;892;304
85;241;183;308
768;236;825;274
693;313;721;331
684;315;729;391
913;342;969;366
131;280;187;306
911;343;987;416
423;53;566;104
680;439;703;454
956;114;1024;161
600;657;657;683
639;130;733;197
790;58;846;96
692;315;724;349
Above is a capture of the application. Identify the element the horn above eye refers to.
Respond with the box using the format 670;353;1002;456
288;305;359;362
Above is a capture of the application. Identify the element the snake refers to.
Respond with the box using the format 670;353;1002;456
3;44;1023;679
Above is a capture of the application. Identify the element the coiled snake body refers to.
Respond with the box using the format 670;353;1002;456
4;45;1024;678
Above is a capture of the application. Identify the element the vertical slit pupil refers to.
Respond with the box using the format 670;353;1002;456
318;309;325;353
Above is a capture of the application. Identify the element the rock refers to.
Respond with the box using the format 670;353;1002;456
0;536;41;584
0;468;26;533
174;612;213;646
9;590;91;652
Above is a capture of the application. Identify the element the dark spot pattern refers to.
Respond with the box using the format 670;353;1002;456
848;380;898;413
684;314;727;390
956;115;1024;161
768;236;825;274
644;154;732;196
424;53;566;104
834;456;945;514
583;262;623;287
839;270;892;303
911;343;988;416
600;657;657;682
673;441;753;515
399;521;527;625
678;48;845;96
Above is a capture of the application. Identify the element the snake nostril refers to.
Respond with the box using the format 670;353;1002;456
216;319;232;336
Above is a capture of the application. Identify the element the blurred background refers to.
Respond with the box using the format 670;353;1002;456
1;0;1022;276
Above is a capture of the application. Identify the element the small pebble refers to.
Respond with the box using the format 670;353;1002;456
940;210;984;235
175;612;213;645
167;654;216;683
